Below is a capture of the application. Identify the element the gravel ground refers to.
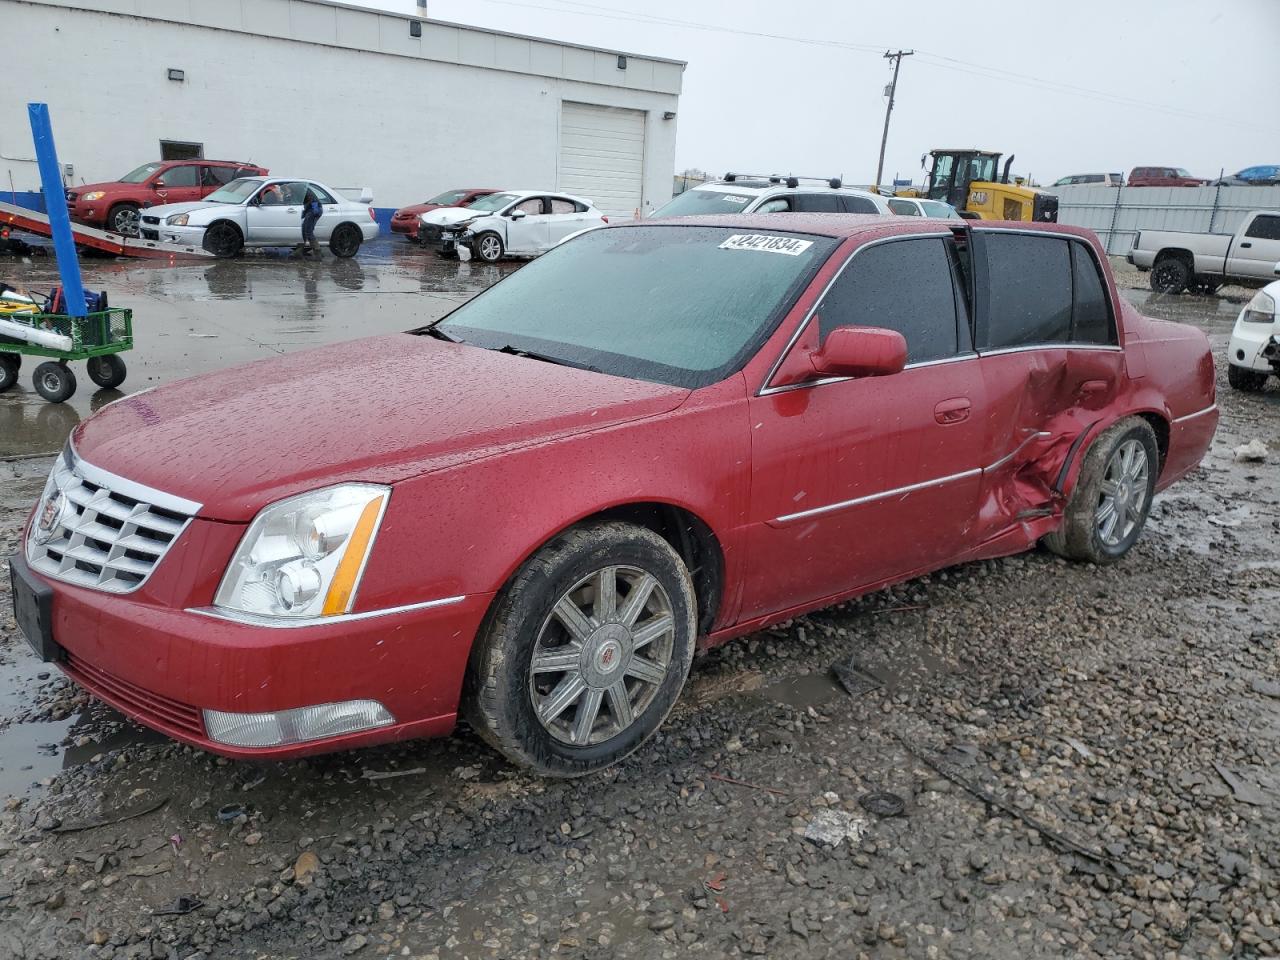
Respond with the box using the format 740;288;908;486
0;269;1278;959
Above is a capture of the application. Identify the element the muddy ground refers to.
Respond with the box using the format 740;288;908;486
0;242;1278;959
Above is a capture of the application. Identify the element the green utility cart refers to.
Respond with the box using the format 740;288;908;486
0;308;133;403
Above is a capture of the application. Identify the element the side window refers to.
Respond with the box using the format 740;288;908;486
842;196;880;214
888;199;921;216
1084;175;1102;184
513;197;543;216
203;166;234;186
1070;242;1116;344
1245;215;1280;241
549;198;577;215
793;194;841;213
979;233;1072;348
306;183;336;204
818;238;960;364
755;197;792;213
159;165;200;187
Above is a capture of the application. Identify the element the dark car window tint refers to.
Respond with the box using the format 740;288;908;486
793;194;841;213
203;166;235;186
1245;215;1280;241
841;195;879;214
160;165;200;187
1071;242;1115;344
818;238;959;364
980;234;1072;348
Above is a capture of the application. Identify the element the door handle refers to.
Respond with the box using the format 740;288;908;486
1240;242;1252;249
934;397;971;424
287;207;299;214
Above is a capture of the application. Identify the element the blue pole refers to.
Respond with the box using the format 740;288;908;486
28;102;87;317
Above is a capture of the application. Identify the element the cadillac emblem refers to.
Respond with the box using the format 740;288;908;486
34;489;65;544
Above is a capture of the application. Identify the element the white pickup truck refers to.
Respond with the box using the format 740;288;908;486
1127;210;1280;294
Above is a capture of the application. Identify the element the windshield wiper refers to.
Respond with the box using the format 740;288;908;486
415;324;461;343
495;344;599;373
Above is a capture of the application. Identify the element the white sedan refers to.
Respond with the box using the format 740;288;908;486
886;197;964;219
1226;269;1280;392
418;190;606;262
140;176;380;258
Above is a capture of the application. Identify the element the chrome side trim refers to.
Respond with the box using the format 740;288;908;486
1172;403;1217;424
68;439;203;516
757;231;953;397
773;467;981;524
187;595;467;628
978;344;1122;357
984;430;1053;472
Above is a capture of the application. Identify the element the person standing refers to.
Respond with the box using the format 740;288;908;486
300;185;323;256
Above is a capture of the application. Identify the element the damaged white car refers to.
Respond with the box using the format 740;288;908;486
1226;264;1280;392
417;190;606;262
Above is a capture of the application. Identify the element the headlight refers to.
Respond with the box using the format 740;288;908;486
166;213;189;226
82;191;106;201
1243;290;1276;324
451;219;476;230
214;484;389;620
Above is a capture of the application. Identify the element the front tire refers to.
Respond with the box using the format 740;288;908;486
329;223;362;258
86;354;127;389
1044;417;1159;564
1228;364;1268;392
1150;257;1190;294
473;232;504;263
0;355;18;392
32;361;76;403
107;203;140;237
465;521;696;777
203;221;243;259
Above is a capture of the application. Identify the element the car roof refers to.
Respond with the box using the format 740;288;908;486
691;181;884;200
502;189;594;204
160;158;256;166
619;213;1096;243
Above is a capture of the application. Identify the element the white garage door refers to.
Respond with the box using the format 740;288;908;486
558;102;646;220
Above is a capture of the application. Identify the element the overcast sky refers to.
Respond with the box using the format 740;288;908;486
355;0;1278;185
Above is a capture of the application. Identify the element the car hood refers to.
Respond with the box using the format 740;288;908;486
72;334;688;521
420;206;488;226
140;200;227;219
395;203;446;218
74;180;129;195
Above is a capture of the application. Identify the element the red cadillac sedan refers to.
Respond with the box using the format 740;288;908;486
9;215;1217;776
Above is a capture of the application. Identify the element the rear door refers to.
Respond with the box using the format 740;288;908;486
792;193;842;213
743;232;985;618
969;229;1123;541
547;196;590;244
1227;214;1280;280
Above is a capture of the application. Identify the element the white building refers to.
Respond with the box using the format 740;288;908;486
1;0;684;221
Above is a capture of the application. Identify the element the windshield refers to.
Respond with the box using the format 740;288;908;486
651;189;756;218
204;179;264;204
434;225;836;388
465;192;520;212
427;189;470;206
919;200;960;218
1174;168;1193;177
120;162;162;184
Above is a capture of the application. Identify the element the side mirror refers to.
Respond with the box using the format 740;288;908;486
153;179;165;189
510;209;527;220
810;326;907;378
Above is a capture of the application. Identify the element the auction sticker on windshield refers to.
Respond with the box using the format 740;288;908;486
719;234;814;256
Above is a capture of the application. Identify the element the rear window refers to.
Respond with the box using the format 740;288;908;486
651;189;755;217
841;196;880;214
888;199;921;216
979;234;1073;348
793;194;842;213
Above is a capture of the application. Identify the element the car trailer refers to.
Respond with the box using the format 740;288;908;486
0;198;214;260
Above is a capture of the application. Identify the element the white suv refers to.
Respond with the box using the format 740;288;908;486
651;175;892;218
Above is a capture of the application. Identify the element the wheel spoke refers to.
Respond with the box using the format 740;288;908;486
1100;479;1120;497
631;613;674;650
625;655;666;686
606;680;634;730
538;673;586;724
595;567;618;621
572;688;603;744
618;573;658;627
530;648;580;675
553;596;595;642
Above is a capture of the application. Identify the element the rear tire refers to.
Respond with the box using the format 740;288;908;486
1044;418;1159;564
1150;257;1190;294
203;221;243;259
465;521;696;777
329;223;362;258
1228;364;1268;392
0;356;17;392
32;361;76;403
86;354;127;389
107;203;140;237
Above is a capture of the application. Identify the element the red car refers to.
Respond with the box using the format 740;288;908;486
10;216;1217;776
390;188;503;238
1128;166;1206;187
67;159;268;236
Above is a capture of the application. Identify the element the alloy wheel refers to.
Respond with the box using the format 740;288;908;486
1095;439;1150;546
528;565;675;746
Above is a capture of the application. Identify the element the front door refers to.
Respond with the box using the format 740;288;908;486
1227;214;1280;280
742;233;985;620
505;196;552;254
151;163;203;206
245;181;307;244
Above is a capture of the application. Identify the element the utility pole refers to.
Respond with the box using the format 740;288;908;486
875;49;913;191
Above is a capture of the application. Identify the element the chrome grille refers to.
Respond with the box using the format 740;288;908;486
25;449;199;594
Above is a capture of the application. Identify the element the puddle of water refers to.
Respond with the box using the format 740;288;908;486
761;670;845;709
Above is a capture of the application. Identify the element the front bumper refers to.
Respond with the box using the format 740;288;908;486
391;216;420;236
1228;317;1279;373
10;542;492;759
138;218;207;246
